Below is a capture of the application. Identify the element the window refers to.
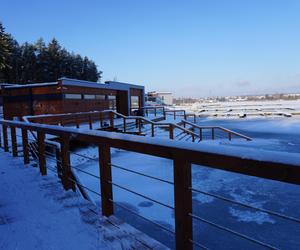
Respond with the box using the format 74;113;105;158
84;94;96;99
108;95;116;110
64;94;82;99
131;96;140;109
95;95;106;100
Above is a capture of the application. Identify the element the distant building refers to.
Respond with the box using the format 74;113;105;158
146;91;173;106
1;78;145;119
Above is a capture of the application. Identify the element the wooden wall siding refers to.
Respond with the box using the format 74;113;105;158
2;84;142;119
31;85;62;95
116;90;129;115
33;100;63;116
130;88;143;96
62;85;118;96
62;99;109;113
3;101;32;119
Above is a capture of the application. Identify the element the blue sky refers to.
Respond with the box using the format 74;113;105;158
1;0;300;97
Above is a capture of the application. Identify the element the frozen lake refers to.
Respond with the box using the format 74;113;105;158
72;117;300;249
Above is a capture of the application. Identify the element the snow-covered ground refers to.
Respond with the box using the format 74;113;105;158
2;107;300;249
70;116;300;249
175;100;300;118
0;151;167;250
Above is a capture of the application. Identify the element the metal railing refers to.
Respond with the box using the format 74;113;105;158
1;119;299;249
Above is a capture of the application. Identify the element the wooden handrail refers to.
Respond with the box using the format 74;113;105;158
1;119;299;183
24;110;201;141
1;119;300;249
181;119;252;141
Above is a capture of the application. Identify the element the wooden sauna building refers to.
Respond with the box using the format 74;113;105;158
1;78;145;120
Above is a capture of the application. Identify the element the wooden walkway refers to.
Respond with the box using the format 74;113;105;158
0;151;167;250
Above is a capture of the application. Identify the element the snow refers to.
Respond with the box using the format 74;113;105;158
0;150;168;250
67;116;300;249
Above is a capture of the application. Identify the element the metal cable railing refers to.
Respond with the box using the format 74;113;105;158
191;187;300;224
108;180;174;210
71;165;100;179
1;123;299;250
189;213;276;249
189;239;210;250
110;198;175;235
110;163;174;185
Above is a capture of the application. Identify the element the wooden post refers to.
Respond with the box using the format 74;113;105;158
151;123;154;137
22;129;30;164
75;115;80;128
109;113;114;129
200;128;202;141
89;115;93;129
0;125;2;148
11;127;17;157
173;158;193;250
98;144;114;216
138;119;142;134
183;121;186;128
154;108;157;116
37;132;47;175
192;134;195;142
100;113;103;128
229;132;232;141
60;136;74;190
212;128;215;140
123;118;126;132
3;125;8;152
146;109;148;116
174;111;176;120
169;125;174;140
193;114;196;123
56;147;62;179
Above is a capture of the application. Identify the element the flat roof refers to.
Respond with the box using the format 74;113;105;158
3;78;144;91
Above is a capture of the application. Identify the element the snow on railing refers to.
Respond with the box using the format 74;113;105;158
23;109;247;143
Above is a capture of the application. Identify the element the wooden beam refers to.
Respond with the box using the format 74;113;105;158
22;129;30;164
37;132;47;175
60;136;74;190
2;125;8;152
98;144;114;216
173;157;193;250
11;127;17;157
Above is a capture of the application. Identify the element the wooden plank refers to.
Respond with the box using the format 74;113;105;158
11;127;17;157
151;123;154;137
2;125;8;152
37;131;47;175
98;144;114;216
89;115;93;129
173;158;193;250
1;119;300;185
169;125;174;140
22;129;30;164
60;136;74;190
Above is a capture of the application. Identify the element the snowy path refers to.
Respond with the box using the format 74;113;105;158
0;151;167;250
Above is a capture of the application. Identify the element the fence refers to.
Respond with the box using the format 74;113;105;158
1;119;299;249
24;109;250;143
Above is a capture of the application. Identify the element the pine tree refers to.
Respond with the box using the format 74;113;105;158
1;23;103;83
0;22;10;71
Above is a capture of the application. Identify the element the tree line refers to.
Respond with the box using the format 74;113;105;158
0;22;102;84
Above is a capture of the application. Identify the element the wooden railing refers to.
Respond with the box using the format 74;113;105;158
24;110;202;142
163;109;197;123
142;106;197;123
0;119;300;249
141;106;165;117
181;119;252;141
